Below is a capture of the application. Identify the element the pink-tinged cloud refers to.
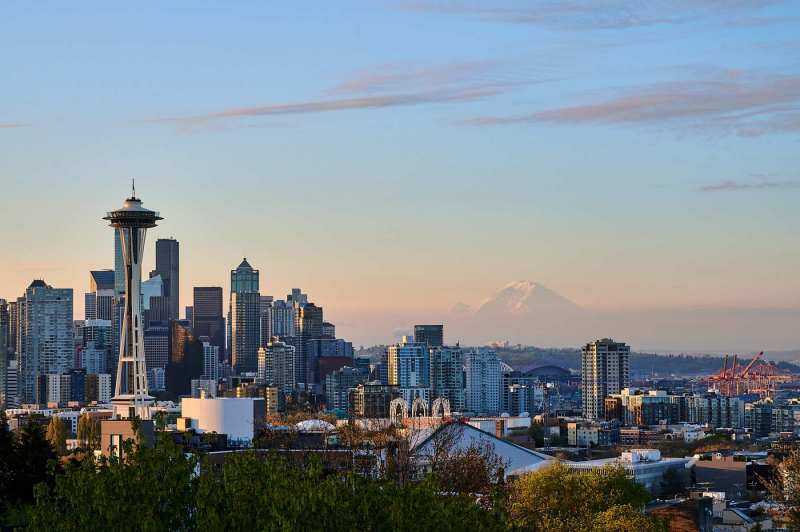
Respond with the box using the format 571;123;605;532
463;70;800;136
0;123;27;129
329;60;506;94
151;87;506;126
397;0;786;30
699;179;799;192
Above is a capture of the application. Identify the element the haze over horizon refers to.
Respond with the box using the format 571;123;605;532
2;2;798;352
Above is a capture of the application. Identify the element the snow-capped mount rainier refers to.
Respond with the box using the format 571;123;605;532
475;281;580;317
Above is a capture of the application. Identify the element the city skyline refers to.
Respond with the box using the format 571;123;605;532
2;3;799;350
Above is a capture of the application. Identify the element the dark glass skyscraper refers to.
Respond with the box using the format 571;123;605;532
414;324;444;348
193;287;225;357
165;320;203;399
154;238;180;320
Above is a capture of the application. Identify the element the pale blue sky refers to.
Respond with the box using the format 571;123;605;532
1;2;799;345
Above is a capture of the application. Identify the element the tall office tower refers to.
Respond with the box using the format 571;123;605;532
258;339;295;393
414;325;444;348
202;342;220;382
104;190;162;419
430;346;465;412
165;320;204;399
0;299;8;407
192;287;225;357
295;303;323;388
387;336;432;405
271;299;294;337
464;348;501;415
14;297;26;358
8;300;18;356
230;292;261;374
229;259;260;373
185;306;193;324
152;238;180;320
143;322;170;370
321;322;335;339
19;280;74;404
287;288;307;309
141;274;164;325
581;338;630;420
86;270;116;321
259;296;274;346
231;258;259;293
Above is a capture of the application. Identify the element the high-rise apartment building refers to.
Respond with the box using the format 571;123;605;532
153;238;180;321
260;295;274;346
19;280;74;404
430;346;465;412
387;336;431;406
464;348;501;415
581;338;630;420
325;366;364;411
258;339;295;393
202;342;220;382
8;300;18;357
0;299;9;407
414;324;444;348
144;322;170;370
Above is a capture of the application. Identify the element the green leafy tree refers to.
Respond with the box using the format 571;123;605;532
508;462;665;531
27;436;197;532
46;417;67;455
0;411;17;519
14;420;57;506
528;424;545;447
76;413;100;451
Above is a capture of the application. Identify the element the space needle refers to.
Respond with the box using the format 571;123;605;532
104;182;162;419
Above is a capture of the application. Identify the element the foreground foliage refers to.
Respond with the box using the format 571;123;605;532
11;411;668;531
507;463;668;531
26;437;504;531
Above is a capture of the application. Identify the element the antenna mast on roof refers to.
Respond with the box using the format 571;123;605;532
132;178;136;199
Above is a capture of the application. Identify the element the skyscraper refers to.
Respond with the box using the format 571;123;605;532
104;190;162;419
193;287;225;356
430;345;465;412
387;336;431;405
165;320;204;399
230;292;261;374
260;295;274;347
258;339;295;393
414;324;444;348
231;258;259;293
464;348;501;415
582;338;630;420
229;259;260;373
295;302;323;388
153;238;179;321
19;280;74;404
86;270;115;321
0;299;9;408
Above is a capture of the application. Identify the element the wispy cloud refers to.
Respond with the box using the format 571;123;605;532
0;123;27;129
329;60;518;94
463;69;800;136
152;88;504;126
699;178;799;192
396;0;786;30
150;60;537;128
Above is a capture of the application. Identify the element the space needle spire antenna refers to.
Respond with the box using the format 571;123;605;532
104;188;163;419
